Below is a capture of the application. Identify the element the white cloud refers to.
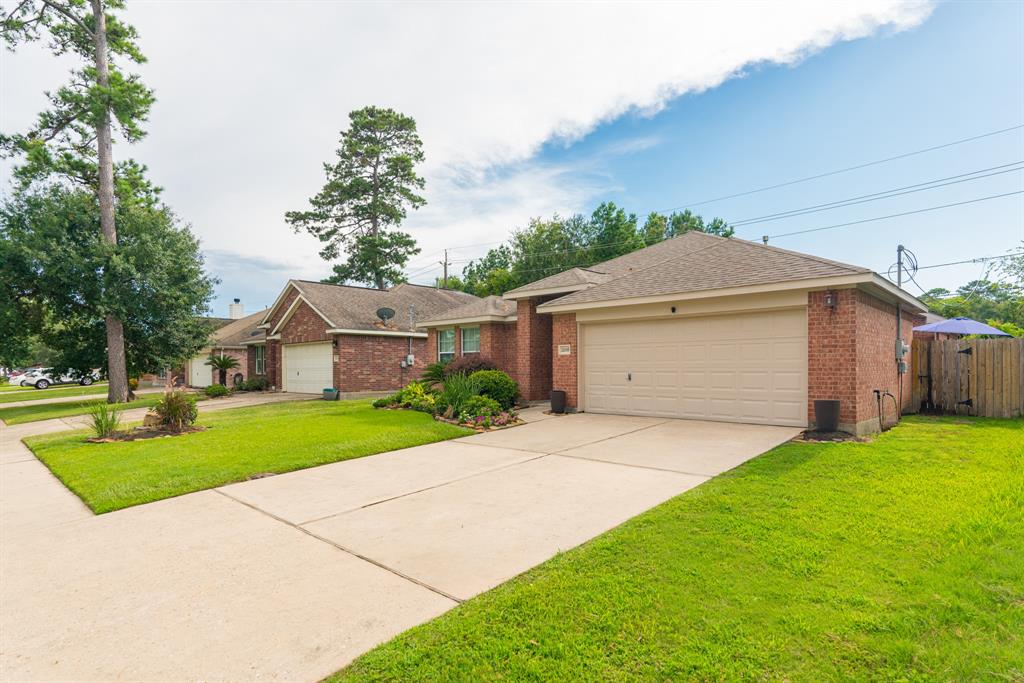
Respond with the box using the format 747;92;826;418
1;0;933;302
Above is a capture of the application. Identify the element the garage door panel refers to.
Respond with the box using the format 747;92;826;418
583;309;807;427
283;343;333;394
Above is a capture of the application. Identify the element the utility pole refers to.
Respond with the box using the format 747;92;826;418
439;249;450;289
896;244;905;289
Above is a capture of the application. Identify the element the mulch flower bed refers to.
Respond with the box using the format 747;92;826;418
87;426;206;443
433;414;524;432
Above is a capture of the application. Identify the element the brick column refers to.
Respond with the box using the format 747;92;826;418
515;297;553;401
265;339;282;390
552;313;578;409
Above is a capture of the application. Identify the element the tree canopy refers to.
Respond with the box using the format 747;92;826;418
286;106;425;289
459;203;732;296
0;183;217;377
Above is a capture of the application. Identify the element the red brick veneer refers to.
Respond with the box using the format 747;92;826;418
551;313;578;409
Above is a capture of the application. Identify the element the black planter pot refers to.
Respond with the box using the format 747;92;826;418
550;390;567;414
813;399;840;432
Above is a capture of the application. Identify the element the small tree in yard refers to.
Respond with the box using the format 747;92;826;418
205;354;240;386
286;106;425;289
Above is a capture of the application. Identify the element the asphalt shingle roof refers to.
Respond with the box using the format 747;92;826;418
293;281;480;332
210;309;269;347
418;295;517;325
540;232;869;308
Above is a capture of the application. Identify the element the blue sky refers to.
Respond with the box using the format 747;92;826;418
424;1;1023;297
4;1;1021;315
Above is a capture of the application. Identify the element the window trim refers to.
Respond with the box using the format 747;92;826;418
255;345;266;374
460;326;481;354
437;328;456;363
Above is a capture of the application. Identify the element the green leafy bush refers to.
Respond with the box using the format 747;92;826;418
443;355;498;377
372;393;400;408
204;384;230;398
420;361;448;386
88;403;122;438
438;373;480;415
154;390;199;431
470;370;519;409
239;376;269;391
397;382;438;413
460;395;501;419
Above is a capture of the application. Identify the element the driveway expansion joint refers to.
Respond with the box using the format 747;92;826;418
295;452;550;527
213;488;463;605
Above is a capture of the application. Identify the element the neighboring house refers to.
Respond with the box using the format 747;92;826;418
419;232;927;435
250;280;478;394
185;308;268;388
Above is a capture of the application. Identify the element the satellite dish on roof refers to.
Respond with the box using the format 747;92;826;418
376;307;396;322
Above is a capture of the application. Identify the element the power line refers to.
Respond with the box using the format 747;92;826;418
728;162;1023;227
766;191;1024;240
658;123;1024;213
910;251;1024;271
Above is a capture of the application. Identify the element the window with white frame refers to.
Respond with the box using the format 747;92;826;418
461;326;480;353
255;345;266;374
438;329;455;363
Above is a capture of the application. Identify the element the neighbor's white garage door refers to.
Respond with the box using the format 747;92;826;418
283;342;333;394
189;355;211;388
582;308;807;427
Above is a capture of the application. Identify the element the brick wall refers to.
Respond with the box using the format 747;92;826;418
515;298;554;401
265;339;282;390
279;300;330;345
335;334;425;391
266;287;299;331
807;288;925;435
424;322;517;376
551;313;578;408
807;289;858;426
208;348;248;386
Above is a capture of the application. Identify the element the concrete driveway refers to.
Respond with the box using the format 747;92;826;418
1;407;799;681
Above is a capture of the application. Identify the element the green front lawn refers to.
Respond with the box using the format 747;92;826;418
336;416;1024;681
0;383;109;404
0;394;167;425
26;400;471;513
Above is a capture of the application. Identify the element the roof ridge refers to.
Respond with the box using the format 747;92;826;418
574;235;732;294
733;238;869;273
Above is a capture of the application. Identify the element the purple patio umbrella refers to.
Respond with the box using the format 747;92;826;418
913;317;1011;336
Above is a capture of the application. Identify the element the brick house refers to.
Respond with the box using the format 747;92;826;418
184;310;268;388
419;232;927;435
245;280;478;394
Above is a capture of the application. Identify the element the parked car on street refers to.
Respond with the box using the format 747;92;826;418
6;368;40;386
20;368;101;389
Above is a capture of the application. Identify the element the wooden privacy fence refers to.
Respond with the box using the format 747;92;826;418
911;338;1024;418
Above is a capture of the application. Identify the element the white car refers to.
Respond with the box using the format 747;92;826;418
20;368;101;390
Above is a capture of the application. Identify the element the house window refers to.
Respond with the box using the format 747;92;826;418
438;329;455;363
461;326;480;354
255;345;266;374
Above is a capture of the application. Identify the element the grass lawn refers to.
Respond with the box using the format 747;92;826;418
26;399;471;513
0;383;109;404
335;416;1024;681
0;394;168;425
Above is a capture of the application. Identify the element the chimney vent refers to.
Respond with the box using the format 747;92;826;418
228;299;244;319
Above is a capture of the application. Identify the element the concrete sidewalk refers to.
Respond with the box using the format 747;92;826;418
0;386;166;409
1;405;798;681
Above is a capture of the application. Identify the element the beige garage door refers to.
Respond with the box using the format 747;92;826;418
582;308;807;427
283;342;333;394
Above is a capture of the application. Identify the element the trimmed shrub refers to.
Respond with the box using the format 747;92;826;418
88;403;122;438
470;370;519;409
154;391;199;431
443;355;498;377
240;376;268;392
372;393;401;408
204;384;230;398
438;373;480;415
